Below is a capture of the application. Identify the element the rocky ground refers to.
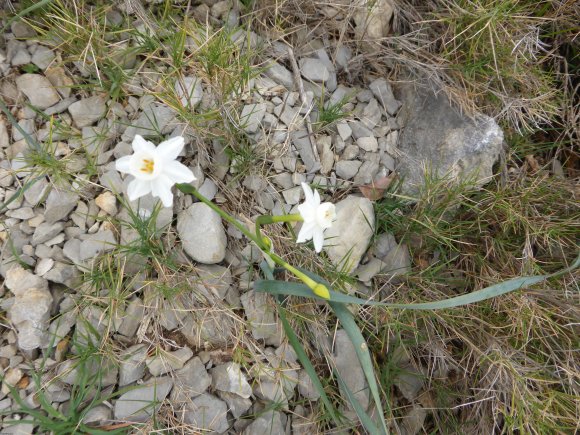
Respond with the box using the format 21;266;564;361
0;1;576;434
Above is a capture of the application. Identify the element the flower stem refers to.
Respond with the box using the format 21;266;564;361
176;183;263;248
255;214;302;242
176;184;329;299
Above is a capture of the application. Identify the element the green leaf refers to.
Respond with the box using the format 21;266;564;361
255;253;580;310
259;261;343;427
335;370;382;435
330;300;389;434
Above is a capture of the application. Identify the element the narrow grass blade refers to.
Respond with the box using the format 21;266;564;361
0;95;42;152
0;175;44;214
335;370;382;435
0;0;55;34
255;253;580;310
259;261;343;427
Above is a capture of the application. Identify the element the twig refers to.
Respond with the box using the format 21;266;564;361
286;45;320;163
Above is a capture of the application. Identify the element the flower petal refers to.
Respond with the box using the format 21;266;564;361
298;202;316;223
296;221;316;243
132;135;156;154
313;189;321;206
164;160;195;183
301;182;314;204
115;155;132;174
151;174;174;207
157;136;185;161
127;178;151;201
312;228;325;253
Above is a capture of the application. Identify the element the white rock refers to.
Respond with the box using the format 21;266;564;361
177;203;227;264
324;196;374;273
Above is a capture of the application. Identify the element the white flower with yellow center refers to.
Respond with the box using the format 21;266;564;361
115;135;195;207
296;182;336;253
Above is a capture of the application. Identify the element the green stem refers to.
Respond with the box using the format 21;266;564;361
176;183;263;248
176;184;329;298
255;213;302;242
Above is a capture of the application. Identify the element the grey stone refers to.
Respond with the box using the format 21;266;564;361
194;264;232;301
394;366;424;401
117;297;145;337
265;61;294;90
218;391;252;418
297;369;320;401
357;136;379;152
183;393;229;434
336;121;352;141
291;130;320;173
114;376;173;422
48;310;77;342
11;45;31;66
32;222;64;245
175;76;203;108
240;103;267;133
171;357;211;402
75;306;109;347
324;196;374;273
182;311;235;347
401;405;428;435
362;98;382;129
282;186;303;205
335;329;369;411
82;405;112;425
119;344;148;387
146;347;193;377
348;120;374;139
369;78;401;115
44;262;81;288
5;266;52;351
211;362;252;398
123;104;176;140
353;160;380;185
31;45;55;70
16;74;60;109
335;160;362;180
395;83;504;196
45;66;73;98
79;230;117;261
242;410;285;435
44;186;79;223
68;96;107;128
342;144;359;160
11;20;36;38
240;290;282;345
299;58;330;82
177;203;227;264
381;243;411;276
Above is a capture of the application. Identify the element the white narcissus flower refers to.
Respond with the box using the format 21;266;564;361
115;135;195;207
296;182;336;253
